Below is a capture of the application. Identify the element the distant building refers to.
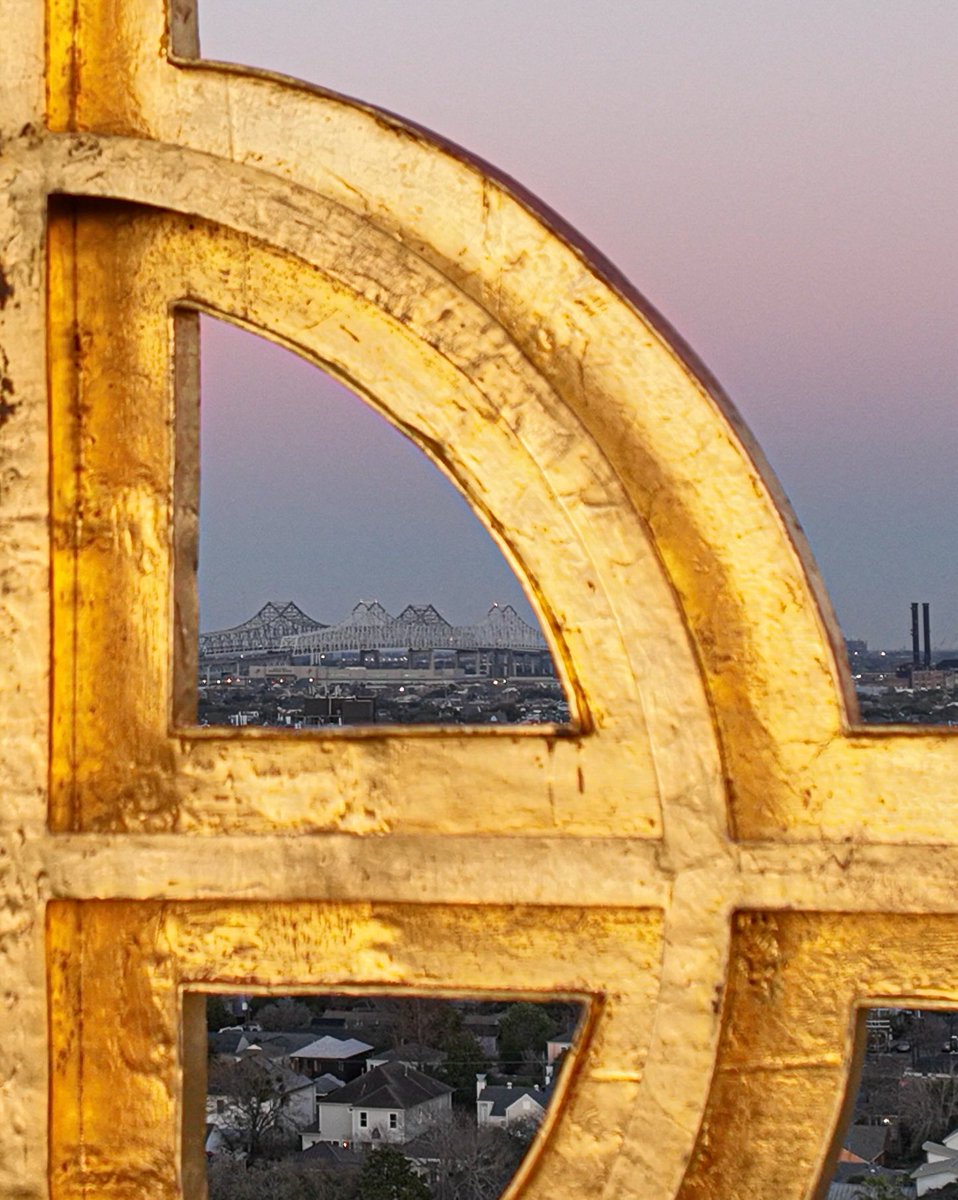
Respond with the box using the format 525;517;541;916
288;1036;374;1082
837;1124;888;1164
547;1029;575;1064
303;695;376;725
827;1162;910;1200
913;1126;958;1196
907;669;954;689
302;1062;453;1148
475;1074;549;1129
462;1011;506;1058
366;1044;447;1072
237;1031;321;1064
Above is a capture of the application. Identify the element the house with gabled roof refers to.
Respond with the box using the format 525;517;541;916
475;1073;549;1129
462;1011;506;1058
826;1161;913;1200
366;1044;447;1073
301;1061;452;1148
288;1035;374;1082
236;1031;320;1063
314;1072;346;1098
837;1124;888;1165
208;1029;246;1057
298;1140;365;1171
913;1127;958;1196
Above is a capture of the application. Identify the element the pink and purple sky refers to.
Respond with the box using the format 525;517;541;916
198;1;958;650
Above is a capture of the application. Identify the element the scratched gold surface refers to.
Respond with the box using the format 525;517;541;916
0;1;952;1197
49;902;662;1199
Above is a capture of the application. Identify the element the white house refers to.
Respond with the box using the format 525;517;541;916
913;1127;958;1196
475;1074;548;1129
546;1029;574;1065
302;1061;453;1148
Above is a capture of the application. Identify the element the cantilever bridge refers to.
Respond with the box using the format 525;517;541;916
198;600;325;657
282;600;548;655
199;599;550;660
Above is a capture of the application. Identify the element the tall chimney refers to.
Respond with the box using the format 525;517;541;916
911;603;920;667
923;602;932;669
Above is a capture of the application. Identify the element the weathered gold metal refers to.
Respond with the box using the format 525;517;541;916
0;1;953;1197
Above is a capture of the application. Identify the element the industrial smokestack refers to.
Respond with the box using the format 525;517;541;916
912;602;920;667
923;602;932;670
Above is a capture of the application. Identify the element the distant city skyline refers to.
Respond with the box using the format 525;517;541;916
199;2;958;649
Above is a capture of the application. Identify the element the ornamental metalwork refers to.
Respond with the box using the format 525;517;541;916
0;3;955;1200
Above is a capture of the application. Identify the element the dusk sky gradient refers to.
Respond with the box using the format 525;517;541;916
198;1;958;649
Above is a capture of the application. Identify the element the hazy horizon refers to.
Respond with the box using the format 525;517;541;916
198;2;958;650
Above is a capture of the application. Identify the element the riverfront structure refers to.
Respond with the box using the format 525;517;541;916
200;600;555;681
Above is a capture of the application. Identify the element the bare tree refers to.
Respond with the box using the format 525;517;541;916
900;1070;958;1156
208;1157;359;1200
358;1147;431;1200
377;997;459;1053
416;1112;534;1200
255;999;315;1031
208;1057;298;1163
